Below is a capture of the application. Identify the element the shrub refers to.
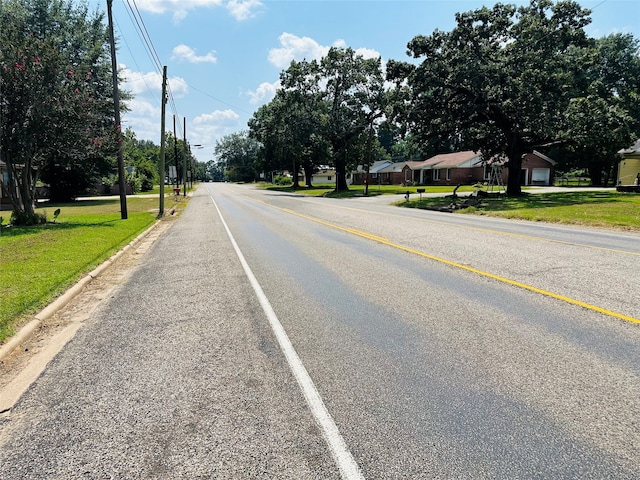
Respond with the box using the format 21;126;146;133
274;175;292;186
140;175;154;191
125;171;142;194
11;210;47;226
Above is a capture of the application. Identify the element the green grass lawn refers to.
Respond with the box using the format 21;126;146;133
402;191;640;230
261;182;477;197
0;195;186;343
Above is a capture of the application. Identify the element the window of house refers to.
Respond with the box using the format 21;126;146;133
446;169;451;181
328;176;332;181
433;169;441;181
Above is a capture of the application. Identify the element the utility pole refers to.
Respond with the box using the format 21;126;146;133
173;115;178;189
159;66;167;217
107;0;127;219
183;117;187;197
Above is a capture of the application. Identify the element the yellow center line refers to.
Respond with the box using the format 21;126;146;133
254;196;640;326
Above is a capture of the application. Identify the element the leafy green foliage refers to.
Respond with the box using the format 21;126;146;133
0;0;121;211
274;175;292;186
390;0;596;195
214;131;261;182
10;210;47;226
249;47;387;191
561;34;640;185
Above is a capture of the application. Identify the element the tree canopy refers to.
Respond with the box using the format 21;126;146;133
214;131;261;183
0;0;121;214
249;47;388;191
388;0;639;193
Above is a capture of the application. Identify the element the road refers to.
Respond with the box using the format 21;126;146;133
1;182;639;479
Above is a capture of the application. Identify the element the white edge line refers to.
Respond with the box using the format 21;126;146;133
210;195;364;480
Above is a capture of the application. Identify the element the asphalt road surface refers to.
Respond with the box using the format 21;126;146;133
1;183;639;479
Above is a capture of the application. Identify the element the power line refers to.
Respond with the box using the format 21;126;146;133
125;0;162;73
118;0;184;137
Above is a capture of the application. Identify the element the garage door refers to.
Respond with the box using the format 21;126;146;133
531;168;550;185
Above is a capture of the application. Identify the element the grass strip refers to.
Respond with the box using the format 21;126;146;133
0;194;186;343
401;191;640;231
261;183;477;197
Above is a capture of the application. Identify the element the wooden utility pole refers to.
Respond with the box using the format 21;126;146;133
107;0;127;219
173;115;178;189
159;66;167;217
183;117;187;197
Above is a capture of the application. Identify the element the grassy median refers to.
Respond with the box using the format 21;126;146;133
0;195;187;343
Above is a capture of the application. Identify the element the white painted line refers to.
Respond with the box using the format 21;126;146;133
211;195;364;480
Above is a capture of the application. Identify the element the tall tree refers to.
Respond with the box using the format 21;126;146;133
391;0;593;195
0;0;119;213
122;128;159;191
562;33;640;185
321;48;387;191
249;91;306;188
214;131;260;183
278;60;331;188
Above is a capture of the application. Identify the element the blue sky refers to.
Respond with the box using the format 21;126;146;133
93;0;639;163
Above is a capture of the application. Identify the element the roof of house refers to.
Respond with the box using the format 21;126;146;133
379;161;406;173
404;161;428;170
370;160;393;173
529;150;557;166
619;139;640;155
420;151;482;170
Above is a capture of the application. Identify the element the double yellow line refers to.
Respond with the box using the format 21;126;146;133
272;204;640;325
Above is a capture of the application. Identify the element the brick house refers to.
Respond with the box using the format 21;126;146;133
351;160;393;185
520;151;556;186
377;161;408;185
409;150;556;186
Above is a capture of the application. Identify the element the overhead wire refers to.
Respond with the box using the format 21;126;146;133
120;0;184;138
115;10;159;109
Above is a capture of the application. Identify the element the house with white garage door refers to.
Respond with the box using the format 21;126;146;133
521;151;557;186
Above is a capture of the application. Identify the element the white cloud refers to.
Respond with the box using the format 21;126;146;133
121;99;161;142
268;33;332;68
227;0;263;20
193;109;240;124
172;44;218;64
126;98;158;117
133;0;261;22
121;65;189;98
354;47;381;60
189;109;242;154
246;81;279;105
267;33;381;69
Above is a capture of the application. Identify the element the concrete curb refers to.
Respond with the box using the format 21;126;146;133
0;220;162;363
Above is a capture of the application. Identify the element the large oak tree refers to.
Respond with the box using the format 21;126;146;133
390;0;594;195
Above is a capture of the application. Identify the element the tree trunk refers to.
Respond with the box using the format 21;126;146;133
291;159;300;190
334;150;349;192
506;152;523;196
303;161;313;188
588;161;604;186
6;159;36;216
